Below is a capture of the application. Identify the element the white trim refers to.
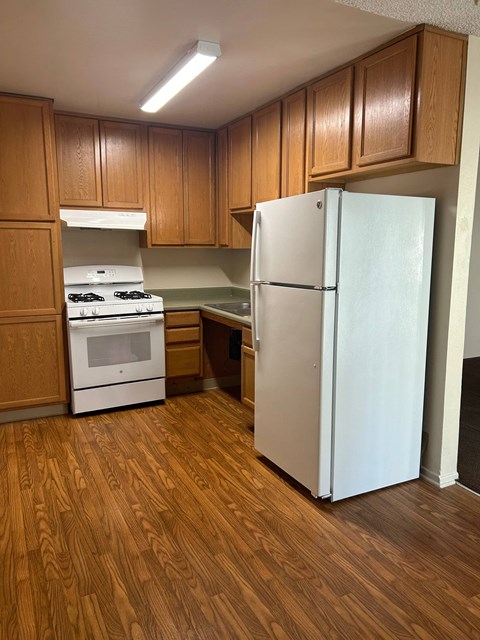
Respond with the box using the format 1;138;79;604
456;482;480;497
421;466;459;488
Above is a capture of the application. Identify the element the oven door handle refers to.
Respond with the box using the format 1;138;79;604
69;315;164;329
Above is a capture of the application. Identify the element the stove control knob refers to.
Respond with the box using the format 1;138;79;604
80;308;88;317
136;304;144;313
92;307;100;316
146;303;154;312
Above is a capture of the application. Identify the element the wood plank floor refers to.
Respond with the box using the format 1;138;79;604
1;389;480;639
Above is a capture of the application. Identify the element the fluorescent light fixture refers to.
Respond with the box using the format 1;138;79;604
140;40;221;113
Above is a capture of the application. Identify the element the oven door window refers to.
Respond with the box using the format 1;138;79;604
68;318;165;390
87;332;151;367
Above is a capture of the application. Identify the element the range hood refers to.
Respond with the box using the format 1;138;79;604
60;209;147;230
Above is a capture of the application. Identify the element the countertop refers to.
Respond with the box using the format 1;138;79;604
146;286;251;327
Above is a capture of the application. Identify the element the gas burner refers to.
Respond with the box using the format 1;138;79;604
68;292;105;303
114;290;152;300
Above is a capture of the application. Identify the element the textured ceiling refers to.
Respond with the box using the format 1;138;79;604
335;0;480;35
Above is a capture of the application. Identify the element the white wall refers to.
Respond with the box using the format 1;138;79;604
463;159;480;358
62;228;251;290
140;247;250;289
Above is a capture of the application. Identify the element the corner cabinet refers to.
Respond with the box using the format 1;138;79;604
55;115;147;209
217;127;253;249
148;127;216;247
228;116;253;212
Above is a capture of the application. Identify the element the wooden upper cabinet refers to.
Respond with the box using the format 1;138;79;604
149;127;184;245
252;102;281;205
307;67;353;178
228;116;252;212
100;121;146;209
55;115;147;209
55;115;102;207
148;127;216;247
354;36;417;167
0;222;63;317
0;96;57;221
282;89;306;197
183;130;216;245
217;127;230;247
415;30;466;165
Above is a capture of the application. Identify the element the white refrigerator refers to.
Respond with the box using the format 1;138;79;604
250;189;435;501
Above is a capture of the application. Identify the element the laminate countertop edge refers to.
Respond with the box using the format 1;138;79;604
146;287;251;327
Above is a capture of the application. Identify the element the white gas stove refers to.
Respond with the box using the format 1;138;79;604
64;265;166;414
64;265;164;319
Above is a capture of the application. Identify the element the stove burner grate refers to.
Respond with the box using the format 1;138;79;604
68;292;105;303
114;290;152;300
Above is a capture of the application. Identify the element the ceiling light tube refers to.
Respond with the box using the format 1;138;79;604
140;40;221;113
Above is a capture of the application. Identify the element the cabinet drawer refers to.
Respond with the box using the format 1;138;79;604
165;326;200;344
165;311;200;328
166;344;202;379
242;327;253;349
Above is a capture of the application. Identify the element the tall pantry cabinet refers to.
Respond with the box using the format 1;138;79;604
0;95;67;411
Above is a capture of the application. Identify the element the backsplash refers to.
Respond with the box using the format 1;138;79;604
61;229;251;289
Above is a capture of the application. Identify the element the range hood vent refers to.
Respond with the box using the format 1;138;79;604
60;209;147;230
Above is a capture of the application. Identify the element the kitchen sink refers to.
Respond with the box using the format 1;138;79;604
205;301;251;317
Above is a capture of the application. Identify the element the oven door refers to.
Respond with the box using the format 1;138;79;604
68;314;165;390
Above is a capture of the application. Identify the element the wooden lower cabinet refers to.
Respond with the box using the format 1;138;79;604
0;316;67;410
241;327;255;409
165;311;202;380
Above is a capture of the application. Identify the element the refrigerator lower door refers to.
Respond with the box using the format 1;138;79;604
331;192;434;501
254;284;335;497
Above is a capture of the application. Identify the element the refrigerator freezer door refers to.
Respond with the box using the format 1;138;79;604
254;284;335;497
252;189;340;288
331;192;434;501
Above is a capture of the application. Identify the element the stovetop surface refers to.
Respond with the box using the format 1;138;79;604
64;265;163;319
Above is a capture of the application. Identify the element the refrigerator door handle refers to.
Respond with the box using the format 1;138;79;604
250;281;261;352
250;210;261;283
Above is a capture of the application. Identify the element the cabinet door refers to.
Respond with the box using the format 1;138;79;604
55;115;102;207
228;116;252;211
149;127;184;245
307;67;353;177
183;130;216;245
0;222;63;317
241;344;255;409
100;121;146;209
252;102;281;205
0;96;57;220
282;89;306;197
217;127;230;247
0;316;67;409
354;35;417;167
